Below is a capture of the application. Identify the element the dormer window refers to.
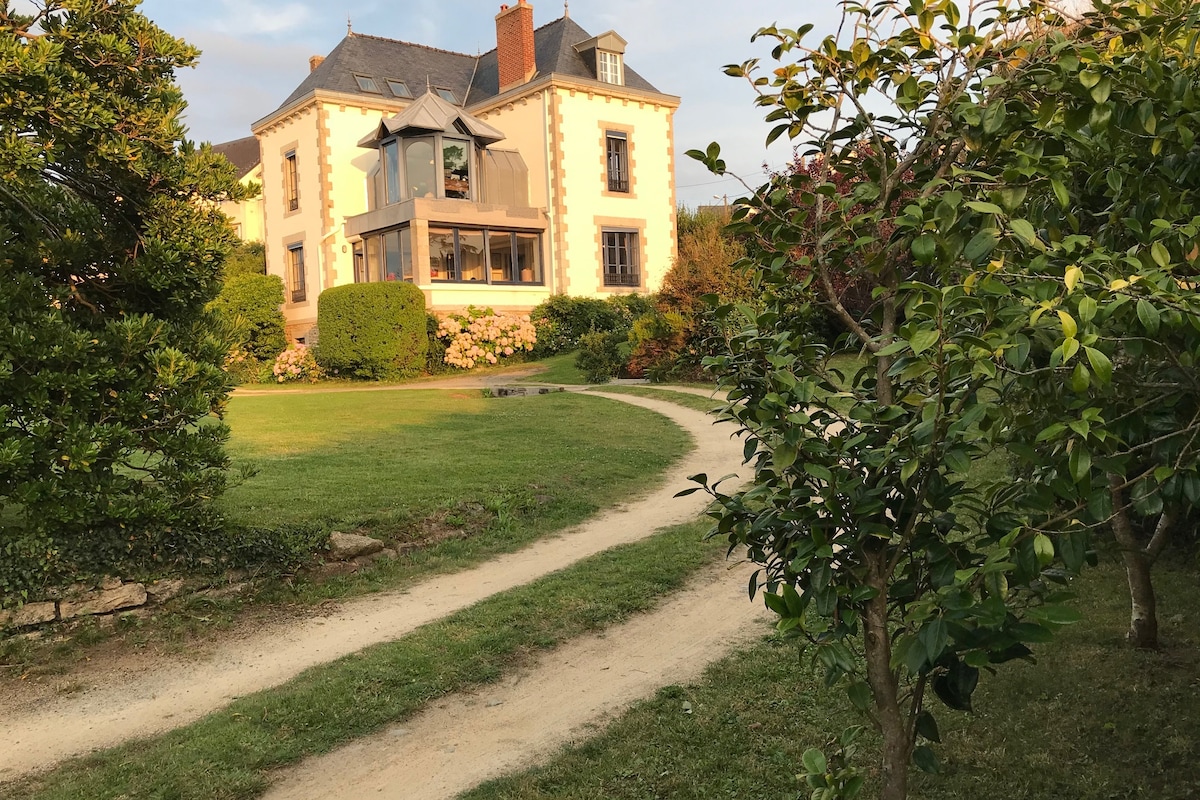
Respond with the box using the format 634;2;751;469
597;51;623;85
435;87;458;104
386;79;411;98
354;74;381;93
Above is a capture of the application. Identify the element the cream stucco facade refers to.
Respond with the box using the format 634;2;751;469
246;8;678;342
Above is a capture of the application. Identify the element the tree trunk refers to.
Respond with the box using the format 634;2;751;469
864;553;911;800
1108;476;1161;650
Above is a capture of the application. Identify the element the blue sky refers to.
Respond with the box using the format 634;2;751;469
130;0;849;207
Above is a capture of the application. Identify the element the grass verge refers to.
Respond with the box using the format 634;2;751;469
520;352;590;385
462;558;1200;800
6;520;722;800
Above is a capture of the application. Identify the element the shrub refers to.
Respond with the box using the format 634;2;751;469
223;241;267;278
425;313;451;375
315;282;427;380
530;294;653;356
575;330;625;384
272;344;321;383
627;310;688;381
437;306;537;369
209;272;287;363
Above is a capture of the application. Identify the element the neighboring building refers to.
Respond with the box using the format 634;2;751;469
211;135;265;243
241;0;679;341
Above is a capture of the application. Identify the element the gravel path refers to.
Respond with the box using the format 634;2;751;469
0;391;748;780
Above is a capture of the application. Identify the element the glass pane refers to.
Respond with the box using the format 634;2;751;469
429;228;456;281
399;228;414;281
386;79;410;98
405;138;436;199
384;230;402;281
365;235;382;282
489;232;514;282
353;241;365;283
443;140;470;199
436;87;457;104
514;232;541;283
383;141;400;205
458;230;486;282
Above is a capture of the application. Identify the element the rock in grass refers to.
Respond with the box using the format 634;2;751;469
59;584;147;619
328;531;385;561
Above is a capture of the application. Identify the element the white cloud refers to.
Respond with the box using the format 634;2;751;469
210;0;314;36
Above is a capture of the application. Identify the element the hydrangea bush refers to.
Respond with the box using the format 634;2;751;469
436;306;537;369
272;344;321;383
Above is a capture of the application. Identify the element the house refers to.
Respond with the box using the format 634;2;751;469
211;135;265;243
235;0;679;342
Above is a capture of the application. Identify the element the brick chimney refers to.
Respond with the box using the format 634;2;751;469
309;55;325;73
496;0;536;92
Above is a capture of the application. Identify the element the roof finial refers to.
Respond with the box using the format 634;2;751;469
564;0;569;17
347;14;352;35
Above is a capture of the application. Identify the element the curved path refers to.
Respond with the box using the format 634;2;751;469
0;391;749;779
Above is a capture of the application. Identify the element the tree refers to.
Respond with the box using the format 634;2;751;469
0;0;249;600
224;240;267;278
685;1;1200;796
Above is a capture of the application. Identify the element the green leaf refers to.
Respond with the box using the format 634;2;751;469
1077;296;1097;323
1136;299;1161;334
932;658;979;711
1057;310;1077;339
964;200;1004;215
802;748;828;776
1069;445;1092;483
1033;533;1054;566
1090;75;1112;104
1051;178;1070;208
1010;219;1040;248
916;711;941;743
963;229;999;263
1084;347;1113;384
912;234;937;264
1151;241;1171;268
982;101;1005;135
913;745;941;774
846;681;871;711
909;329;939;355
775;443;798;471
919;617;949;662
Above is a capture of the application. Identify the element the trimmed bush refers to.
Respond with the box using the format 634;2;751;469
425;313;451;375
315;282;427;380
575;330;625;384
530;294;651;357
209;272;287;363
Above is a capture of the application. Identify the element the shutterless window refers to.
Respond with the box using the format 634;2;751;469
435;87;458;104
430;227;542;284
354;74;381;93
606;131;629;193
597;50;623;85
386;79;411;98
601;229;639;286
382;140;401;205
287;243;306;302
284;150;299;212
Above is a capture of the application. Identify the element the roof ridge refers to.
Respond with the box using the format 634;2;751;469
347;31;476;60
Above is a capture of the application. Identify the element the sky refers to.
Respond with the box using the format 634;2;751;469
126;0;849;208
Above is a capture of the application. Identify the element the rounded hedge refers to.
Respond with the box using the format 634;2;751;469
315;282;427;380
209;272;287;362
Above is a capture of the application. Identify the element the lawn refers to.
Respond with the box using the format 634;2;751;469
463;558;1200;800
220;389;690;541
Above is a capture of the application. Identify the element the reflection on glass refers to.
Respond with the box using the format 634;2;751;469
384;231;401;280
489;231;514;282
365;235;382;283
383;140;400;205
459;230;485;281
353;241;366;283
515;232;541;283
399;228;413;281
429;228;455;281
443;140;470;199
405;138;435;198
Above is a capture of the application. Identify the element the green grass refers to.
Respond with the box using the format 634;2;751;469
7;520;722;800
463;558;1200;800
588;385;727;415
520;352;590;385
221;390;689;535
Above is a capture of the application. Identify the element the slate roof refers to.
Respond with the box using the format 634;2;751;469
211;136;261;178
357;93;507;148
268;16;665;119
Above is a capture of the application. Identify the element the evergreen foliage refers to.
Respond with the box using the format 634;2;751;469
209;273;287;363
315;282;427;380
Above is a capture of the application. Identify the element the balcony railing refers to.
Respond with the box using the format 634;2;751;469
604;271;640;287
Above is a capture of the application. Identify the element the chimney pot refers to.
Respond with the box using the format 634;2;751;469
309;55;325;73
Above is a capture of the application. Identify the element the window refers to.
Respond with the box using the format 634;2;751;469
597;51;623;85
284;150;299;212
386;79;411;98
428;226;542;284
287;243;306;302
404;137;436;198
435;87;458;104
354;74;381;93
601;229;639;286
606;131;629;193
382;140;401;205
442;139;470;199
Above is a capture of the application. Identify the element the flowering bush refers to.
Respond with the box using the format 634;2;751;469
272;344;321;383
436;306;537;369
